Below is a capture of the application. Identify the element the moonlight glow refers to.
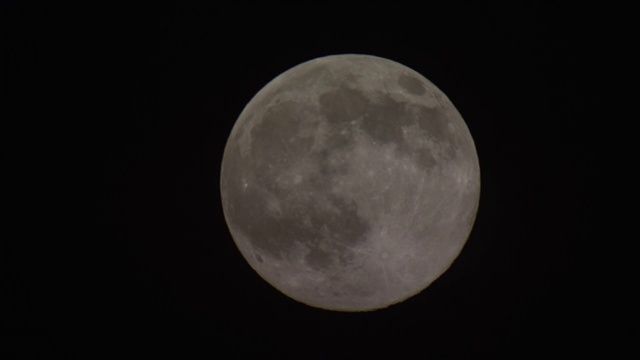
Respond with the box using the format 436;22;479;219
220;54;480;311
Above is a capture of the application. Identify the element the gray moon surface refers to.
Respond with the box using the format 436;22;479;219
220;54;480;311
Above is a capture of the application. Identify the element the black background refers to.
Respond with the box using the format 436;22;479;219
1;1;615;358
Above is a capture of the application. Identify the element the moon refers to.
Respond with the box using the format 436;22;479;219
220;54;480;311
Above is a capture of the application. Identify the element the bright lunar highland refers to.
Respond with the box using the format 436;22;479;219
220;54;480;311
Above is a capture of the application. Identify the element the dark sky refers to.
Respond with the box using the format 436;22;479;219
1;1;614;358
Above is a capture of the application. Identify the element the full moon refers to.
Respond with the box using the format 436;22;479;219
220;54;480;311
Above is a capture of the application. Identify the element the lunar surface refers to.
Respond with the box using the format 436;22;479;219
220;54;480;311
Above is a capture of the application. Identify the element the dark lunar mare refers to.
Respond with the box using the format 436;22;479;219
222;98;372;269
319;82;459;169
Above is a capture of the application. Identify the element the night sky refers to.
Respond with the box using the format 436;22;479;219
2;1;615;358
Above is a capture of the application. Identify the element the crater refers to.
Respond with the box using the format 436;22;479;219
398;75;426;95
